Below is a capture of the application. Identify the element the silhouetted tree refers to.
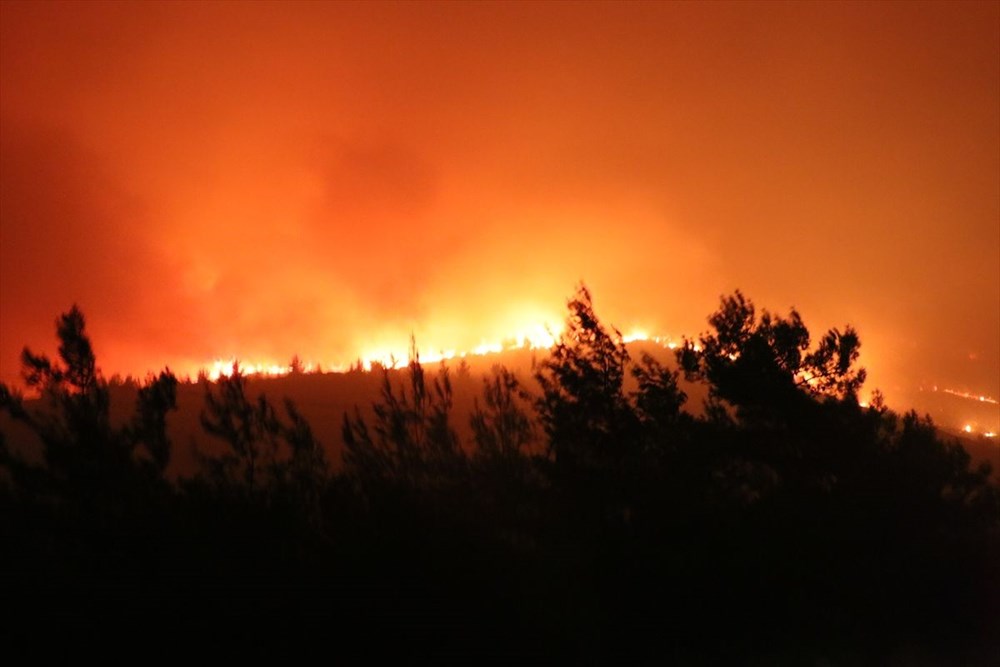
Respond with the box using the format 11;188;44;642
630;352;688;456
677;290;865;426
194;364;331;534
127;370;179;477
342;342;463;490
0;306;178;502
198;363;281;497
3;293;997;661
471;365;534;462
280;397;328;525
533;284;637;471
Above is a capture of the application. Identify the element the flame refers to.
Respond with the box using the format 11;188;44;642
941;389;998;405
795;369;821;388
622;329;650;344
205;359;298;381
960;424;999;439
353;321;565;372
191;328;996;440
194;322;692;379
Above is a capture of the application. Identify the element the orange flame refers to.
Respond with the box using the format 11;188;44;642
195;324;691;379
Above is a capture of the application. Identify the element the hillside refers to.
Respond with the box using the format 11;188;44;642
4;340;996;482
3;292;998;661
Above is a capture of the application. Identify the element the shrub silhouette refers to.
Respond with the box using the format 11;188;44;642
677;290;866;425
198;362;282;497
342;341;463;492
533;284;638;471
1;294;997;660
470;364;534;463
195;362;328;522
0;306;177;506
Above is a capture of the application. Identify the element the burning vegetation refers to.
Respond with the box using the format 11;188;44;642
2;287;998;660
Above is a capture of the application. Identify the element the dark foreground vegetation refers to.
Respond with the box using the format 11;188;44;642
2;287;998;662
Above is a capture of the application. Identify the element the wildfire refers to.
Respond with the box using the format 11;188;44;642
206;359;298;381
192;329;998;441
622;329;650;343
197;324;690;380
352;322;564;372
960;424;1000;439
940;389;998;405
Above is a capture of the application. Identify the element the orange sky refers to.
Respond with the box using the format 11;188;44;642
1;1;998;416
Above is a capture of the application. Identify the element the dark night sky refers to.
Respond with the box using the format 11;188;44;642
1;1;997;428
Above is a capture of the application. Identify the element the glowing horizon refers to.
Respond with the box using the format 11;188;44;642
2;3;997;436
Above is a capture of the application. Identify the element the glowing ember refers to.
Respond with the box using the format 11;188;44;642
941;389;999;405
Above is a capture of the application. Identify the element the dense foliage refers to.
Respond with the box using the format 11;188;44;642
2;291;998;661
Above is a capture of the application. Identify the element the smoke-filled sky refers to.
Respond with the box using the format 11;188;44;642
1;2;998;411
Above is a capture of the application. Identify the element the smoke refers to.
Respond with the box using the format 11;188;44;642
1;2;997;415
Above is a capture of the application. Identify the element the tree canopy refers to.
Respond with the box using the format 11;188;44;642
1;291;997;661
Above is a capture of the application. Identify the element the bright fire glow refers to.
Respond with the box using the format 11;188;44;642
196;324;693;379
960;424;999;439
354;322;564;372
192;329;995;441
941;389;998;405
795;369;820;388
206;360;300;381
622;329;650;344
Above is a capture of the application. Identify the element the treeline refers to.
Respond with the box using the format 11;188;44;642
2;287;998;661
